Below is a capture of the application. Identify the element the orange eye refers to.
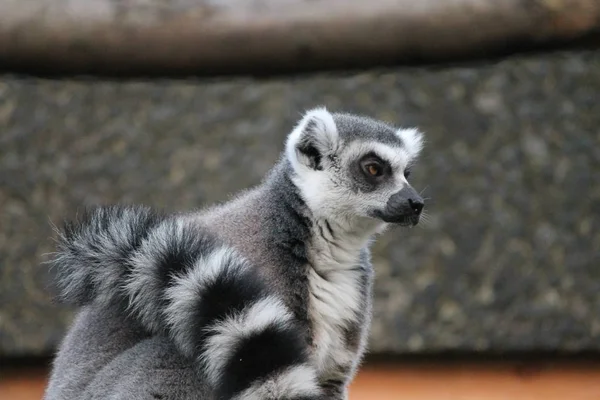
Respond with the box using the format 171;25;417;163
367;164;380;176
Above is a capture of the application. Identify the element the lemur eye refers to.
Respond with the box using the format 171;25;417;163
404;168;412;178
365;163;383;177
360;153;389;179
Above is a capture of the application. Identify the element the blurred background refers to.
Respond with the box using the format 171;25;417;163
1;1;600;399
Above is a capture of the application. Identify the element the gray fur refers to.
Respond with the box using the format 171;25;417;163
332;112;404;147
45;303;210;400
44;107;425;400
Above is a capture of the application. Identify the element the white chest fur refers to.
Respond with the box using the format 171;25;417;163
307;225;367;376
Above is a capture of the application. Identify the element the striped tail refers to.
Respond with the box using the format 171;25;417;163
49;205;322;399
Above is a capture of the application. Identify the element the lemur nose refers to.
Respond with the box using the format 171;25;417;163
409;198;424;215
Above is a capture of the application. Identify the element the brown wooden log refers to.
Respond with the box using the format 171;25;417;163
1;0;599;76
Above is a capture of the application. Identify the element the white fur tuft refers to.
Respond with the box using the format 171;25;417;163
231;364;322;400
163;246;248;357
286;106;339;171
201;296;294;387
396;128;424;159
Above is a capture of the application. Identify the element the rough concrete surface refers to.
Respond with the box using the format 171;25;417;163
1;49;599;357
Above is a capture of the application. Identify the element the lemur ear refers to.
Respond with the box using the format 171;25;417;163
396;128;424;159
286;107;339;171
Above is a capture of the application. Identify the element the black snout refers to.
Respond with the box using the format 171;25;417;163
373;186;424;225
408;197;424;215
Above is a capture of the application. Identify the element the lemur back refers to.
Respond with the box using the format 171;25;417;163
45;107;425;400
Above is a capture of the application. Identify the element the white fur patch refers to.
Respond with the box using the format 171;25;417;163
231;364;322;400
286;106;339;172
308;264;363;374
344;141;410;171
163;246;247;357
307;220;369;376
396;128;424;159
201;296;294;387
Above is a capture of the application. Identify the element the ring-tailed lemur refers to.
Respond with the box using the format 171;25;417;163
44;107;425;400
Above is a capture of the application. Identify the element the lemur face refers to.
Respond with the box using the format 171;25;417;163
286;107;425;228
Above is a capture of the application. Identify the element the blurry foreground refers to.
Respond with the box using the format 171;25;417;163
3;361;600;400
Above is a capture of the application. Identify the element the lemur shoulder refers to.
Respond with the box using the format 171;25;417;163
44;107;425;400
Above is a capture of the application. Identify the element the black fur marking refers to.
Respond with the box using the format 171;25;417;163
324;220;335;240
317;221;342;250
154;238;196;289
186;265;266;355
322;379;345;389
321;377;347;398
311;291;325;303
297;119;324;170
298;142;323;171
216;323;308;398
153;221;218;291
316;222;325;238
315;223;333;247
351;151;394;193
342;324;362;351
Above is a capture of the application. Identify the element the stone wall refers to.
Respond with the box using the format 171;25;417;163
1;49;599;357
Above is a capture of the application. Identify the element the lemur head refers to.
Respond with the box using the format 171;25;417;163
286;107;425;231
